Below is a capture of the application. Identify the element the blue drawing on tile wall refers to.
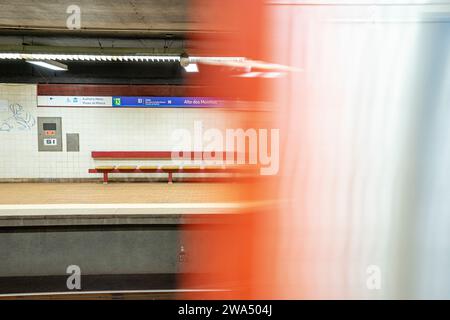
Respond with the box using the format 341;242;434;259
0;103;36;132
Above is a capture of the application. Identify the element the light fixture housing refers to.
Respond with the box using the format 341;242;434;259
179;52;199;73
26;60;68;71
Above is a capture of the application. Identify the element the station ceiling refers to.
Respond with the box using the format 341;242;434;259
0;0;227;84
0;0;192;37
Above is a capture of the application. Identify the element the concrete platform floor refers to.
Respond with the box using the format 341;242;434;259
0;182;261;205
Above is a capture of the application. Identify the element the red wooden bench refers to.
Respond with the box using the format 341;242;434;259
88;151;257;183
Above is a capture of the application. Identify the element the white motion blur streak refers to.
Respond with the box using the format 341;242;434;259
269;2;445;298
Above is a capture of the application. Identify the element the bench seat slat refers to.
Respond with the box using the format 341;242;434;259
116;166;137;170
204;166;225;170
95;166;115;170
182;165;202;170
161;165;180;170
139;166;159;170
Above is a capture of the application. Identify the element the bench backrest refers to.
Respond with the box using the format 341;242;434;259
91;151;242;161
92;151;172;160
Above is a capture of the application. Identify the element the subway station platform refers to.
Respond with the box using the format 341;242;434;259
0;182;254;204
0;182;267;227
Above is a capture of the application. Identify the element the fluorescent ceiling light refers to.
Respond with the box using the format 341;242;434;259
183;63;199;73
262;72;283;78
0;53;245;63
235;71;286;78
189;56;246;63
236;72;262;78
0;53;247;67
26;60;68;71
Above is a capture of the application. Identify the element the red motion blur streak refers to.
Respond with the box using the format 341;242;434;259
179;0;280;299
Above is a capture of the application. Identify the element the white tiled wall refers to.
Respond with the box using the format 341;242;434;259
0;83;249;179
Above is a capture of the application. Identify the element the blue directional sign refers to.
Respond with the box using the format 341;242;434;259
112;97;222;108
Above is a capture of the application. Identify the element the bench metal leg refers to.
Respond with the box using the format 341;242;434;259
103;172;109;184
168;172;173;184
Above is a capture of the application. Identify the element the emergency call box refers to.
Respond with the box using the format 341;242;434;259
38;117;62;152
